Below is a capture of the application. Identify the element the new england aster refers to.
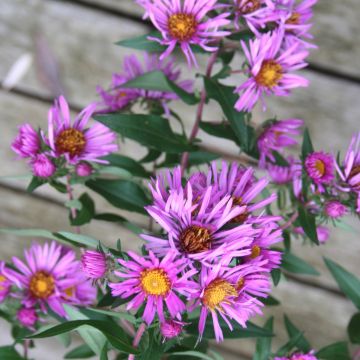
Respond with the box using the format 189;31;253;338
11;123;41;159
305;151;334;191
235;27;309;112
144;0;231;67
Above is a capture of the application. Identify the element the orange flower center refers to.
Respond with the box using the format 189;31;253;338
236;277;245;291
255;60;283;88
202;278;237;311
168;13;197;41
179;225;212;254
140;268;171;296
314;159;326;176
0;275;7;291
65;286;75;297
250;245;261;259
286;12;300;25
237;0;261;14
56;128;86;157
29;271;55;299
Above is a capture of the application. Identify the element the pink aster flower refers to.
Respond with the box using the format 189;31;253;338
97;53;192;114
160;319;185;340
266;156;302;185
75;162;93;177
324;200;347;219
257;119;304;167
0;261;11;303
12;123;41;158
30;154;56;178
234;28;309;112
110;251;197;325
275;351;318;360
305;151;334;190
47;96;118;165
17;307;38;330
146;0;231;67
81;250;107;280
191;260;269;342
4;242;82;317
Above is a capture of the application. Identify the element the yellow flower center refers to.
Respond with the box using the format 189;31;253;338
255;60;283;88
314;159;326;176
56;128;86;157
250;245;261;259
0;275;7;291
286;12;300;25
168;13;197;41
237;0;261;14
140;268;171;296
179;226;212;254
202;278;237;311
29;271;55;299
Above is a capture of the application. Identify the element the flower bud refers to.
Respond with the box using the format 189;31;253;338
12;123;40;158
75;162;93;177
31;154;56;178
324;200;347;219
160;320;184;340
17;307;38;329
81;250;107;279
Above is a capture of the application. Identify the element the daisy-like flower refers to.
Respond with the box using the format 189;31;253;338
324;200;347;219
145;0;231;67
235;28;309;112
12;123;41;159
0;261;11;303
47;96;118;165
4;242;81;317
97;54;192;114
266;156;302;185
257;119;304;167
191;260;269;342
110;251;197;325
305;151;334;190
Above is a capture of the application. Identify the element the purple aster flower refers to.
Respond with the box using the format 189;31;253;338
4;242;81;317
17;307;38;330
160;319;185;340
257;119;304;167
145;0;231;67
12;123;41;158
266;156;302;185
30;154;56;178
234;28;309;112
305;151;334;190
109;251;197;325
324;200;347;219
47;96;118;165
75;162;94;177
0;261;11;303
97;53;192;114
191;260;269;342
81;250;107;280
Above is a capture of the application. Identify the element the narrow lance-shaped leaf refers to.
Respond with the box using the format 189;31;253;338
253;317;274;360
102;154;151;178
348;312;360;344
115;32;164;52
298;205;319;245
316;342;351;360
284;315;311;352
282;252;320;276
301;128;314;159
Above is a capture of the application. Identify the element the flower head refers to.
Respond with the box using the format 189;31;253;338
12;123;40;158
81;250;107;280
324;200;347;219
17;307;38;330
75;162;93;177
47;96;118;165
110;251;197;325
266;156;302;185
4;242;83;317
145;0;231;67
160;319;185;340
235;28;309;112
305;151;334;189
0;261;11;303
257;119;304;167
31;154;56;178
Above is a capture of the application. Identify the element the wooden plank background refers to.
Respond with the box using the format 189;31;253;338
0;0;359;358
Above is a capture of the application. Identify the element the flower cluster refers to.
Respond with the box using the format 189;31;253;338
12;96;118;179
1;242;96;330
108;162;282;341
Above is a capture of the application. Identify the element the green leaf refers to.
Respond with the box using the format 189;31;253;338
316;342;351;360
0;346;24;360
301;128;314;159
282;252;320;276
227;30;255;42
170;351;215;360
200;121;239;144
27;176;46;193
65;344;95;359
253;317;273;360
121;70;197;105
95;113;196;153
94;213;144;235
71;193;95;226
28;319;138;355
324;257;360;310
102;154;150;178
187;318;273;339
86;308;136;324
284;315;311;352
55;232;99;248
298;206;319;245
100;343;109;360
140;149;162;163
276;331;305;357
261;295;280;306
115;32;164;52
188;151;219;166
271;268;281;286
87;179;150;214
0;228;57;239
348;312;360;344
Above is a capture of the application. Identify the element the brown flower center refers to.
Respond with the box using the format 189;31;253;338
168;13;197;41
349;165;360;190
314;159;326;176
237;0;261;14
255;60;283;88
202;278;237;311
29;271;55;299
286;12;300;25
231;197;249;223
179;225;212;254
250;245;261;259
140;268;171;296
56;128;86;157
